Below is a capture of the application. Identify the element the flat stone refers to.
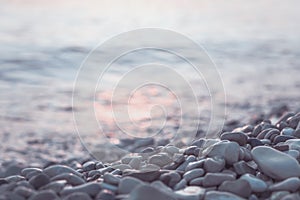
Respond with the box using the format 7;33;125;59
205;191;246;200
63;192;93;200
103;173;120;185
240;174;267;193
5;175;25;183
285;139;300;151
251;146;300;180
202;173;235;187
220;132;248;146
165;146;180;154
175;186;205;200
123;170;161;182
233;161;256;175
43;165;82;178
189;177;204;186
247;138;264;147
176;155;196;171
273;135;295;144
118;177;145;194
60;182;101;197
50;173;85;186
281;127;295;136
39;180;67;193
28;173;50;189
183;169;205;182
21;168;42;178
128;184;176;200
128;158;141;169
28;190;58;200
270;191;290;200
269;177;300;192
185;160;205;172
148;154;173;167
203;157;225;173
218;179;251;198
202;141;240;165
111;164;132;171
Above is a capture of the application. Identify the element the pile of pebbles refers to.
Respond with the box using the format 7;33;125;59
1;111;300;200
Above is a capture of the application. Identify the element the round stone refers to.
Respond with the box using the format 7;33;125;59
220;132;248;146
205;191;245;200
148;154;172;167
28;173;50;189
43;165;82;178
103;173;120;185
202;173;235;187
60;182;101;197
50;173;85;186
251;146;300;180
175;186;205;200
28;190;58;200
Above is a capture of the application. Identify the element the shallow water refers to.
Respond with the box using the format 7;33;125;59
0;0;300;163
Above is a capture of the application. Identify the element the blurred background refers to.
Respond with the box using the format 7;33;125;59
0;0;299;164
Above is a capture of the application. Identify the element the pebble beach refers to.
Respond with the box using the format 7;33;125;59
0;107;300;199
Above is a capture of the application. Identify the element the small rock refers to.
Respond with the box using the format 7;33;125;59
183;169;205;182
269;177;300;192
43;165;82;178
28;190;58;200
176;155;196;171
14;186;35;198
39;180;67;193
251;146;300;180
233;161;256;175
270;191;290;200
160;171;181;188
220;132;248;146
5;175;25;183
203;157;225;173
247;138;264;148
202;141;240;165
205;191;245;200
96;189;115;200
28;173;50;189
63;192;93;200
173;179;187;190
128;158;141;169
118;177;144;194
175;186;205;200
281;127;295;136
128;184;176;200
103;173;120;185
51;173;85;186
202;173;235;187
60;182;101;197
123;170;161;182
82;161;96;172
273;135;295;144
185;160;205;172
218;179;251;198
240;174;267;193
148;154;172;167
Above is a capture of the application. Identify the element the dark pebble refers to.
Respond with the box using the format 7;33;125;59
63;192;92;200
220;132;248;146
28;173;50;189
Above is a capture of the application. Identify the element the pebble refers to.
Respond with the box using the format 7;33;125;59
50;173;85;186
100;182;118;193
251;146;300;180
270;191;290;200
269;177;300;192
273;135;295;144
21;168;42;178
185;160;205;172
82;161;96;172
233;161;256;175
14;186;35;198
240;174;267;193
176;155;196;171
160;171;181;188
28;173;50;189
5;175;25;183
128;158;141;169
173;179;187;190
203;157;225;173
148;154;173;167
218;179;251;198
281;127;295;136
202;141;240;165
60;182;101;197
96;189;115;200
63;192;93;200
118;177;144;194
103;173;120;185
205;191;246;200
43;165;82;178
128;184;176;200
220;132;248;146
175;186;205;200
28;190;58;200
123;170;161;182
183;168;205;182
202;173;235;187
39;180;67;193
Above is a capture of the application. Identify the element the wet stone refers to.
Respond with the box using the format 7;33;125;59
202;173;235;187
43;165;82;178
82;161;96;172
233;161;256;175
103;173;120;185
50;173;85;186
148;154;172;167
